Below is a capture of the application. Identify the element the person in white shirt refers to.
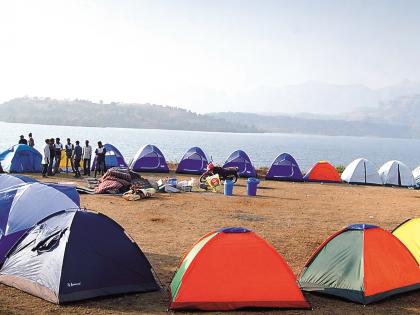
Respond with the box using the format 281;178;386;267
82;140;92;176
42;139;50;177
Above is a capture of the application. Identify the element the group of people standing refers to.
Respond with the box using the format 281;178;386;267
33;136;108;178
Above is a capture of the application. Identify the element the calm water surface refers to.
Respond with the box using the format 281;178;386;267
1;121;420;171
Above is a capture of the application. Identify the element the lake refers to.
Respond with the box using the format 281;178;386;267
1;121;420;171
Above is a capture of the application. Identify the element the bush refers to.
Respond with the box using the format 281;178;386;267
335;164;345;174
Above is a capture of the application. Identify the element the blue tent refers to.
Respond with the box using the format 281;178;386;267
130;145;169;173
176;147;208;175
0;182;80;265
0;145;42;173
0;174;37;191
91;143;127;171
223;150;257;178
0;210;159;303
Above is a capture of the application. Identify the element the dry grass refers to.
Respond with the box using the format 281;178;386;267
0;172;419;314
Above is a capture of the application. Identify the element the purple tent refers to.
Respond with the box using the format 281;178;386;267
223;150;256;178
265;153;303;181
91;143;127;171
130;145;169;173
176;147;208;175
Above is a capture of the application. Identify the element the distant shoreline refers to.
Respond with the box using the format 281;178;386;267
1;119;419;140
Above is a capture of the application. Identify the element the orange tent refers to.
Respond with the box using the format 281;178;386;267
299;224;420;304
304;161;342;183
170;227;310;311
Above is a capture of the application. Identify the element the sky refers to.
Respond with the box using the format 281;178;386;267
0;0;420;113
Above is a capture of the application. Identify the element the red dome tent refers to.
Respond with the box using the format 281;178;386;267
170;227;309;311
303;161;342;183
299;224;420;304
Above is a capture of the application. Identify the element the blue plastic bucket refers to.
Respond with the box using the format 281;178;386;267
247;177;260;196
224;179;234;196
168;178;177;187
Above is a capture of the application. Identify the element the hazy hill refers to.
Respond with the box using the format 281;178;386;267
2;95;420;138
209;112;411;138
0;97;258;133
196;80;420;114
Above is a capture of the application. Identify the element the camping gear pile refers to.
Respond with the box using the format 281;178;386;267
122;183;155;201
94;167;151;194
199;162;239;184
0;176;159;304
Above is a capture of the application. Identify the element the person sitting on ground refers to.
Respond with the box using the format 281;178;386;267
28;133;35;147
64;138;74;173
54;138;63;174
82;140;92;176
94;141;107;178
42;139;50;178
73;140;82;178
18;135;28;145
48;138;55;176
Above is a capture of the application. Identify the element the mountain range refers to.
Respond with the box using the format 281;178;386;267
1;90;420;138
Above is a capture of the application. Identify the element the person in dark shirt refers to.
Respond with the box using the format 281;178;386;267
54;138;63;174
94;141;107;178
18;135;28;145
48;138;55;176
64;138;74;173
73;140;83;178
28;133;35;147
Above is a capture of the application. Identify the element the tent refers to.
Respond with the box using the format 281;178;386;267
265;153;303;181
91;143;128;171
341;158;382;185
176;147;208;175
412;166;420;187
223;150;256;178
0;174;37;191
170;227;310;311
129;145;169;173
393;218;420;265
303;161;342;183
0;210;159;303
0;145;42;173
378;160;415;187
0;182;80;265
299;224;420;304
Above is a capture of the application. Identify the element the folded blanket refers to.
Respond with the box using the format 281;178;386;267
94;179;124;194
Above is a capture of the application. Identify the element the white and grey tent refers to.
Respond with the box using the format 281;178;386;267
341;158;382;185
0;210;159;303
413;166;420;187
378;160;415;187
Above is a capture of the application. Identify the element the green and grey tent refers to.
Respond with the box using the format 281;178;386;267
299;224;420;304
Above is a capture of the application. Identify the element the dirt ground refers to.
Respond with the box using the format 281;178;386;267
0;172;419;315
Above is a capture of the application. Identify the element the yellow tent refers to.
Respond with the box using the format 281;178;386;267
59;150;74;172
393;218;420;265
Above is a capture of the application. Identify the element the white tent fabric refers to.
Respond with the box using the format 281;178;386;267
5;183;78;235
412;166;420;187
341;158;382;185
0;175;27;191
378;160;415;187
